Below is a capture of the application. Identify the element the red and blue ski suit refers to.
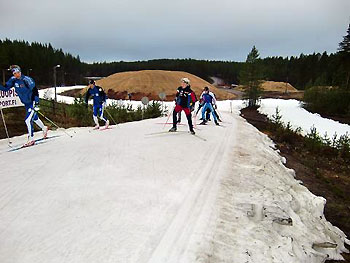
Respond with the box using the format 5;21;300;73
172;85;196;132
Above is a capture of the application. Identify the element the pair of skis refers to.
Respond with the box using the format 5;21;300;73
146;130;207;141
89;126;112;133
7;135;61;152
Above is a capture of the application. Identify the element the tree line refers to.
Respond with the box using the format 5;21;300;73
0;39;83;86
0;24;349;91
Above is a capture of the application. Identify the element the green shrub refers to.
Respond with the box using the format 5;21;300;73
104;101;162;124
65;97;91;126
266;108;350;161
303;87;350;116
305;126;323;152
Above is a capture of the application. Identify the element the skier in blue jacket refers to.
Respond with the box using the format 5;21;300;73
0;65;48;146
85;80;109;129
199;87;219;125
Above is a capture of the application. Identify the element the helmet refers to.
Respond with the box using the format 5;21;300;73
181;77;190;85
89;79;95;85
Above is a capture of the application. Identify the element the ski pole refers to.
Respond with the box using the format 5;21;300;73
195;105;202;116
105;109;119;127
37;111;73;138
163;105;174;130
215;108;223;121
193;113;197;129
0;107;12;147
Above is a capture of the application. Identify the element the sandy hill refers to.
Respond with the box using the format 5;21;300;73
260;81;298;92
237;80;298;93
87;70;236;101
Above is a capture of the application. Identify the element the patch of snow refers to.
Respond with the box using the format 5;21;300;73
258;99;350;138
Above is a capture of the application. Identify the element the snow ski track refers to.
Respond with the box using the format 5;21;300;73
147;117;234;263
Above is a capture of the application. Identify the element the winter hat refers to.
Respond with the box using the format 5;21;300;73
10;65;21;74
181;77;190;85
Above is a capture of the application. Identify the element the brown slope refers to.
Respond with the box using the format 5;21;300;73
260;81;298;92
236;81;298;93
90;70;236;101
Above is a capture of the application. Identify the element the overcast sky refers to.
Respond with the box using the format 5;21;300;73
0;0;349;62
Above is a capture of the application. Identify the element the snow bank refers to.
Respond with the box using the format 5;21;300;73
258;99;350;138
39;85;85;104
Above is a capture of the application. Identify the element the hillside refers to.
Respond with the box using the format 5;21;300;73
89;70;237;101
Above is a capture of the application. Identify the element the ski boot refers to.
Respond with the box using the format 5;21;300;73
169;127;177;132
215;120;219;126
93;125;100;130
104;120;110;129
199;120;207;125
43;126;48;139
190;129;195;135
23;137;35;147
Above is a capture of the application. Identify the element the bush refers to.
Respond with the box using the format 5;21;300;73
65;97;91;126
305;125;324;152
104;101;162;124
266;107;350;161
268;107;301;144
303;86;350;116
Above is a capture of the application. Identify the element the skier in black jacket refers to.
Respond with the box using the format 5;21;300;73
169;78;196;134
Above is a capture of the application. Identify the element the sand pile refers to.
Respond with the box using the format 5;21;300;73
237;81;298;93
84;70;236;101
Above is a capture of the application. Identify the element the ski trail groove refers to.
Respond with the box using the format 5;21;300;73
147;115;236;263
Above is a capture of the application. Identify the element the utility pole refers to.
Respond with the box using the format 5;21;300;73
2;69;5;85
53;65;60;112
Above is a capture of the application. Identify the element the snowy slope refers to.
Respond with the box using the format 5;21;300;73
0;112;348;263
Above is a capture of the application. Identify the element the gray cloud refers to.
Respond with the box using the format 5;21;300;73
0;0;349;62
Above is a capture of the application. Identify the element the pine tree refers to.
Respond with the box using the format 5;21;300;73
338;23;350;89
239;46;263;107
246;45;260;63
338;24;350;54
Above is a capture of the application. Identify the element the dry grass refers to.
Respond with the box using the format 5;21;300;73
82;70;237;101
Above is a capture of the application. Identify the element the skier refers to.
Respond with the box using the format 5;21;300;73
199;87;219;125
85;80;109;129
169;78;196;134
196;88;221;122
0;65;48;146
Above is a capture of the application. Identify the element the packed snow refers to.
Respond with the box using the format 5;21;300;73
0;109;348;263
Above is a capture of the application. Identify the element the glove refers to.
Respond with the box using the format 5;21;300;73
214;105;217;109
34;103;40;112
